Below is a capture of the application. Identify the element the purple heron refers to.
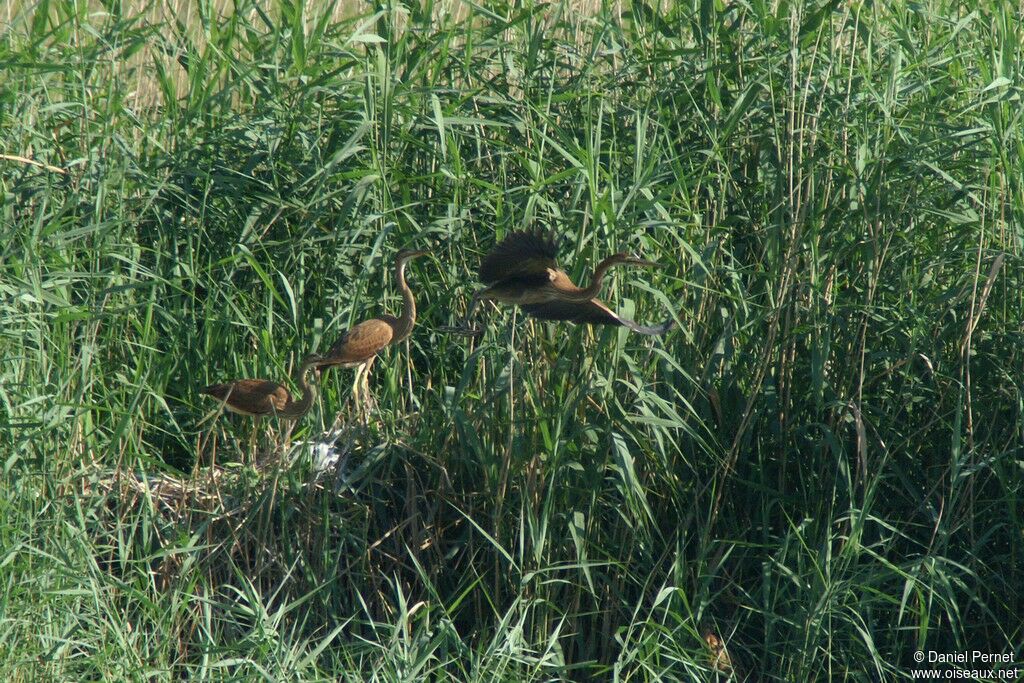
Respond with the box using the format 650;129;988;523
201;353;323;419
315;249;428;416
458;230;673;335
200;353;323;457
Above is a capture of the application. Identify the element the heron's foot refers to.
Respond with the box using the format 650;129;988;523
363;392;380;418
347;396;379;428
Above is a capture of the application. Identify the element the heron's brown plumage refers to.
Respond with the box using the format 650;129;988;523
201;379;292;416
316;249;428;420
469;229;660;309
200;354;322;419
458;230;665;333
520;299;676;336
323;317;398;367
317;250;426;370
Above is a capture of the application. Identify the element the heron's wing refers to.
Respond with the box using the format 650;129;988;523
323;318;395;365
520;299;616;323
521;299;676;336
201;379;279;399
201;379;288;415
478;230;561;285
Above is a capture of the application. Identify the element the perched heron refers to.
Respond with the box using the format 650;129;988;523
316;249;428;418
200;353;323;457
457;230;674;335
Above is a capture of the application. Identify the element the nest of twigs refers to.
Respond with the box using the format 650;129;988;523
69;429;378;592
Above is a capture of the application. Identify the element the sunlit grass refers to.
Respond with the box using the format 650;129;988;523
1;0;1021;679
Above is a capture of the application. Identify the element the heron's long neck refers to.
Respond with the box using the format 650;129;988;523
281;360;317;418
392;259;417;342
577;256;620;300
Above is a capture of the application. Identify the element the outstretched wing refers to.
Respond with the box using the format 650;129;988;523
478;230;561;285
521;299;676;336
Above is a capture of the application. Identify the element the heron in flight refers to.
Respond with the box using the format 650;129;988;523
457;230;674;335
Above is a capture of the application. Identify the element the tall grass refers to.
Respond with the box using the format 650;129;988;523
2;0;1021;679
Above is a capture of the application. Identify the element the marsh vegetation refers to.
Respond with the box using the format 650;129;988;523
2;0;1022;679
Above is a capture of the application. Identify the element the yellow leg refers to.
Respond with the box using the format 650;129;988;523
249;418;260;464
362;355;377;417
281;419;296;451
351;362;366;422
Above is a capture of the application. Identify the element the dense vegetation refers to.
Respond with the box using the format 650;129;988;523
2;0;1022;679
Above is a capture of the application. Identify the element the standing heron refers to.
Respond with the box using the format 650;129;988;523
457;230;673;335
316;249;428;418
200;353;323;458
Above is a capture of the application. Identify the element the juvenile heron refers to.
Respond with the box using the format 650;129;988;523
200;353;323;456
316;249;428;417
457;230;673;335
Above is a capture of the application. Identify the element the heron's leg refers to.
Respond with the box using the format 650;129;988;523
350;362;366;422
362;355;377;417
281;418;297;452
349;363;361;411
248;417;260;465
264;417;278;463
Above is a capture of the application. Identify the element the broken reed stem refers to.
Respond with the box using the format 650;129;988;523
0;153;67;175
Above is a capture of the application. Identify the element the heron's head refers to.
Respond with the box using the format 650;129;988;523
608;252;661;268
